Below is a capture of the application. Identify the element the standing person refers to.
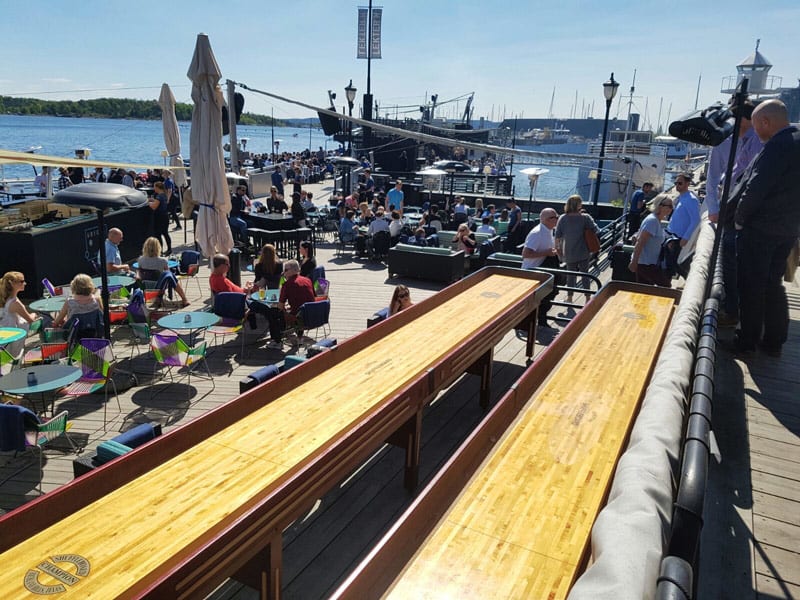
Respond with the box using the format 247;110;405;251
663;172;700;277
271;165;284;197
387;179;404;213
706;100;763;326
0;272;37;358
626;182;654;239
57;167;72;190
93;167;107;183
148;181;172;255
522;208;560;326
163;170;181;230
555;195;598;303
389;285;413;316
731;99;800;357
628;194;674;287
362;169;375;201
252;244;283;291
68;166;84;185
290;192;307;227
102;227;133;275
34;167;50;196
228;185;249;244
298;240;317;279
121;170;135;188
505;198;523;251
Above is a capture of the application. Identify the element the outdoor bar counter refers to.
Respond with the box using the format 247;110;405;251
0;267;552;600
0;205;151;298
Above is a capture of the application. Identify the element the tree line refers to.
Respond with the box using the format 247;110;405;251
0;96;283;126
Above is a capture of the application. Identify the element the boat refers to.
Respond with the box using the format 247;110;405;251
653;135;708;160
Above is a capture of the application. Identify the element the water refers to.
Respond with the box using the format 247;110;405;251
0;114;334;179
0;114;582;201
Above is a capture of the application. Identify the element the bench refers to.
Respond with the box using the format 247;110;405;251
72;423;163;477
387;243;465;282
238;339;338;393
332;282;679;599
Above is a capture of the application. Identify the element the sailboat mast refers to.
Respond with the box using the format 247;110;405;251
622;69;636;154
694;73;702;110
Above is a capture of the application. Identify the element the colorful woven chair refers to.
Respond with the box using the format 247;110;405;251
150;332;214;398
22;323;76;366
60;338;120;429
0;404;78;494
208;292;247;356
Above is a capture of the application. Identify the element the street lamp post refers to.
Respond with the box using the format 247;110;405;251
591;72;620;214
446;167;456;211
345;79;357;158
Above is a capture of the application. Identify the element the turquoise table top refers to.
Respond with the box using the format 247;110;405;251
0;327;26;345
157;311;219;331
133;260;179;270
30;296;67;313
92;275;136;288
0;364;81;395
249;289;280;305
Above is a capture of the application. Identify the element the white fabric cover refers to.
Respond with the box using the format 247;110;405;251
158;83;187;188
569;222;716;600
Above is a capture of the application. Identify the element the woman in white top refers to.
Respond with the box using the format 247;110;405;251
137;237;189;306
53;274;103;328
0;271;37;357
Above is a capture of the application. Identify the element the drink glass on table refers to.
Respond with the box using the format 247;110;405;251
259;288;265;300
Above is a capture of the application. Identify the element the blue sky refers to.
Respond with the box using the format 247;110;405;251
2;0;797;130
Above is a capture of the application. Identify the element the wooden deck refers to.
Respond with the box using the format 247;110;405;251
1;184;797;599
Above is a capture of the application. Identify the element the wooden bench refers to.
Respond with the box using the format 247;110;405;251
0;267;552;600
332;281;679;599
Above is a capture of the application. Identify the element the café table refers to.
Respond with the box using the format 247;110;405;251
0;327;26;347
29;296;67;313
0;363;81;415
249;289;281;307
157;311;219;346
92;275;137;289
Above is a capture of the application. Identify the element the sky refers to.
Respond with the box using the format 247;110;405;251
2;0;798;131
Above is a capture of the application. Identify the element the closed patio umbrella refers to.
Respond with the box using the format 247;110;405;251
187;33;233;257
158;83;186;188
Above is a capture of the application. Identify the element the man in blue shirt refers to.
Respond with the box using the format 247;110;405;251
504;198;523;252
271;166;284;197
626;182;653;238
386;179;404;213
668;173;700;246
101;228;133;275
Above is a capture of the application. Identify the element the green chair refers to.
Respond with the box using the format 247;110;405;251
151;332;214;399
60;338;120;429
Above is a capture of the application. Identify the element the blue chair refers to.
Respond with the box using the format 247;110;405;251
208;292;247;356
178;250;202;298
298;299;331;342
311;265;326;285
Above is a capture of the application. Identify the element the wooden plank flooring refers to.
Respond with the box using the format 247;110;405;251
699;282;800;600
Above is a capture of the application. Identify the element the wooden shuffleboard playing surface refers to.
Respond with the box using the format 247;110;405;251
383;289;676;599
0;272;544;599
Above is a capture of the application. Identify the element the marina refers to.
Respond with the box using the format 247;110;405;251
0;16;799;600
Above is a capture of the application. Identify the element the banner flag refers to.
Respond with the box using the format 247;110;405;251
370;8;382;59
357;8;368;59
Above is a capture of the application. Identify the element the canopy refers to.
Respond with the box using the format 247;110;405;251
187;33;233;258
0;148;185;171
158;83;187;187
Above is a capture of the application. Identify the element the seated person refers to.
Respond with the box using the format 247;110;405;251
252;243;283;291
229;185;250;244
53;274;102;328
411;227;428;246
276;260;315;341
266;187;288;214
476;216;497;235
367;209;390;235
358;201;374;225
301;191;315;211
0;271;37;358
209;254;261;329
339;210;358;243
389;284;413;316
453;223;478;255
388;210;404;239
137;237;189;306
102;227;134;276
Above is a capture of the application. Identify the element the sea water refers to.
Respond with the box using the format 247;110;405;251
0;114;580;200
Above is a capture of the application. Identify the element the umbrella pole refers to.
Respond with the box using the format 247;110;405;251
96;209;112;340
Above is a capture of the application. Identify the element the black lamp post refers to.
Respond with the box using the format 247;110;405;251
591;72;619;213
345;79;357;158
446;167;456;211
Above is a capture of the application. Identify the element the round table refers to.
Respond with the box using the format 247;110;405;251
92;275;136;288
249;289;280;306
132;260;179;270
0;327;27;345
30;296;67;313
157;311;219;331
0;364;82;414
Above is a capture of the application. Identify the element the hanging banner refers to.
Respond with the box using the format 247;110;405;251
357;8;368;59
370;8;382;59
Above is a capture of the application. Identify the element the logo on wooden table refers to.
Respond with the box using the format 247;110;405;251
24;554;90;594
480;291;501;299
622;312;646;320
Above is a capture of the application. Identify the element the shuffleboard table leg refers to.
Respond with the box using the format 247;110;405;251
467;348;494;410
234;534;282;600
526;314;536;358
402;410;423;492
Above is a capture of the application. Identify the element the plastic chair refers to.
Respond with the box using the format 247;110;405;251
208;292;247;356
311;265;326;286
60;338;120;429
371;230;391;259
313;278;330;301
0;404;78;494
150;332;214;398
298;299;331;342
22;324;76;366
178;250;202;297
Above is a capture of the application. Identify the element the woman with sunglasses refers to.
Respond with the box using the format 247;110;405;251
629;193;674;287
389;285;413;316
0;271;37;357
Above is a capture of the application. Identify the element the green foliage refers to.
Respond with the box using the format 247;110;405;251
1;96;281;125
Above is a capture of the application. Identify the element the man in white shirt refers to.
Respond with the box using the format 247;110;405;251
521;208;559;327
367;209;390;235
476;216;496;236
